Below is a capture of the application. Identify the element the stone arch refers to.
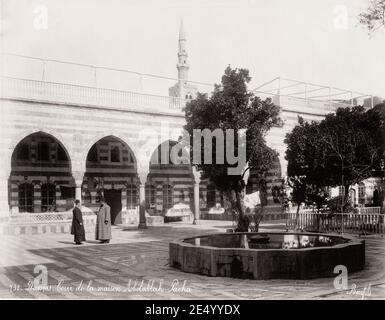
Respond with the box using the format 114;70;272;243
9;131;73;213
8;129;73;172
146;139;193;217
85;134;138;170
11;131;72;171
84;133;138;169
84;135;139;224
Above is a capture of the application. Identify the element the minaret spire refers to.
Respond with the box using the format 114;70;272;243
177;19;189;83
169;19;196;100
179;19;186;41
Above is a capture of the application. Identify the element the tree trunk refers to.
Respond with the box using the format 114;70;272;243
235;190;249;232
253;205;264;232
226;189;249;232
343;184;351;212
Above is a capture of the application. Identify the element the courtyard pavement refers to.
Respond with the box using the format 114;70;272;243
0;220;384;300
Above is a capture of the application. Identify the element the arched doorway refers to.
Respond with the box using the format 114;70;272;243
147;140;193;217
85;135;137;225
10;132;72;213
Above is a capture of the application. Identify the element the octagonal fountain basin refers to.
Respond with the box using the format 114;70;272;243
169;232;365;280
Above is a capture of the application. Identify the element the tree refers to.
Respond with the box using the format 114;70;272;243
358;0;385;34
184;66;281;231
285;106;384;220
284;117;330;230
318;106;383;209
368;102;385;213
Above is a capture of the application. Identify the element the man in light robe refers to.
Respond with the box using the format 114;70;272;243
95;198;112;243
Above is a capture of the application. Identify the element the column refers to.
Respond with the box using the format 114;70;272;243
75;181;82;204
73;171;84;205
138;170;149;229
192;167;201;225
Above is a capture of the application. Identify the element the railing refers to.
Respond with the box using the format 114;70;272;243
256;92;352;117
9;209;95;224
357;207;381;214
279;95;348;114
9;207;139;225
0;77;186;112
286;208;385;235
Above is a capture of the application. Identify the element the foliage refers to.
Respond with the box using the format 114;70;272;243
184;66;281;231
285;106;383;217
284;117;330;213
358;0;385;34
326;196;353;214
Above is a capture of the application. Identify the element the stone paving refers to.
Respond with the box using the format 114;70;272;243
0;220;384;300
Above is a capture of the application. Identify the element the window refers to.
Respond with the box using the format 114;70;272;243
127;184;138;209
18;183;33;213
110;146;121;163
162;185;173;213
338;186;345;197
207;185;216;208
145;184;156;209
37;141;50;161
41;183;56;212
17;143;30;160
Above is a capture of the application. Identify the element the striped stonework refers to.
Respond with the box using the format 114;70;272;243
1;74;373;230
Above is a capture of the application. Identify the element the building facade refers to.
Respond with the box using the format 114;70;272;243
0;22;382;231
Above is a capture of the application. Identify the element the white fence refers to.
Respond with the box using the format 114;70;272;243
286;207;384;235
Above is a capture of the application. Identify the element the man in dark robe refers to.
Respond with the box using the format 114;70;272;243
95;198;112;243
71;200;86;245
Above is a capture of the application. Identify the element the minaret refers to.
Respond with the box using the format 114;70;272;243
177;19;189;84
169;20;196;100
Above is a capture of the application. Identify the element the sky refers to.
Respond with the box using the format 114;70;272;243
1;0;384;97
